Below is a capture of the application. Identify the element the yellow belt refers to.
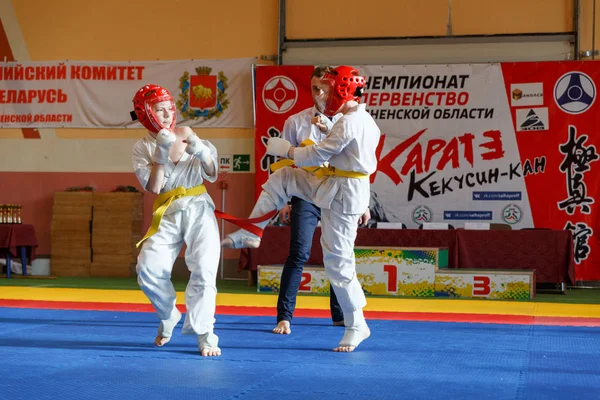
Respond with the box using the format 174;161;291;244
269;139;369;179
136;184;207;248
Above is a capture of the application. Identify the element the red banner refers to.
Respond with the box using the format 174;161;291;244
254;66;315;199
254;63;600;281
502;62;599;281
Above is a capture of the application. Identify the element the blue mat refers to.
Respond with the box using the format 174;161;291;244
1;307;599;399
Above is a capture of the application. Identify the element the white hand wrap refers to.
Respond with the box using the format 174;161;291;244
152;129;176;164
185;134;212;163
267;137;292;158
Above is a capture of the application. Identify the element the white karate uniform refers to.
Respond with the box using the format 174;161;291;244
262;104;381;326
132;134;220;336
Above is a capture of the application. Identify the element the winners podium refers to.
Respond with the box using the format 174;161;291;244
258;247;535;300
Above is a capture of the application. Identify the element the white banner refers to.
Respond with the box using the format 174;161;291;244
0;58;256;129
358;64;533;229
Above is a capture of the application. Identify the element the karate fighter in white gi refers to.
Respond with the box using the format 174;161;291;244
222;66;381;352
131;84;221;357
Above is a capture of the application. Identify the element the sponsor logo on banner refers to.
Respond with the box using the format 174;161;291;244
412;205;432;224
177;66;229;121
510;83;544;107
516;107;549;131
554;71;596;115
262;75;298;114
501;203;523;224
473;192;522;201
443;211;492;220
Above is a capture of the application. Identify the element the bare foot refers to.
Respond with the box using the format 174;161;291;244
221;230;261;249
221;237;260;249
332;320;345;327
154;335;171;347
201;347;222;357
198;332;221;357
154;310;182;347
333;324;370;352
334;345;356;352
272;320;291;334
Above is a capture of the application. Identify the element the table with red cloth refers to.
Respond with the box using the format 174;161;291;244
0;224;39;278
238;226;575;286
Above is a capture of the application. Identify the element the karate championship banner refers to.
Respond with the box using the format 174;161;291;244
254;63;600;281
0;58;255;129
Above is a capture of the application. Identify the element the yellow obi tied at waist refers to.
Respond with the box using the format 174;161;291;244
269;139;368;179
136;184;207;248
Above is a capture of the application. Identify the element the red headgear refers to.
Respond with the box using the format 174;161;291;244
320;66;366;117
131;84;176;133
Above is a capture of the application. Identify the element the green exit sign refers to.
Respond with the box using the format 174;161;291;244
233;154;250;172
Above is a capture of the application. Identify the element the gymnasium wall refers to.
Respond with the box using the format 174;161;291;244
0;0;597;269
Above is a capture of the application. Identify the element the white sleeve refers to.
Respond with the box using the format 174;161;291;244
281;117;298;147
131;141;152;190
293;119;352;167
200;139;219;183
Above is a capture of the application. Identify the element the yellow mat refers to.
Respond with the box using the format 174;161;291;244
2;286;600;318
